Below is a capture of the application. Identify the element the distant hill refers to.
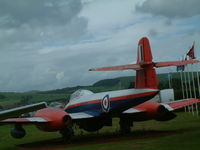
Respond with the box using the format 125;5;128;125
93;78;120;87
38;72;184;95
0;72;199;108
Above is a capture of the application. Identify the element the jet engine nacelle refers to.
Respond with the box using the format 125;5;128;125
155;105;176;121
35;108;71;132
132;102;176;121
131;101;165;121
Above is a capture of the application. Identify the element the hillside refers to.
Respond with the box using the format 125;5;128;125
0;72;199;108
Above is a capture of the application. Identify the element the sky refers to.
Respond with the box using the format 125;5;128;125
0;0;200;92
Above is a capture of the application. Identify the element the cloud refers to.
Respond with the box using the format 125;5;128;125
80;0;139;33
136;0;200;18
0;0;89;92
0;0;88;49
0;0;82;27
56;72;65;81
0;0;199;92
148;28;158;37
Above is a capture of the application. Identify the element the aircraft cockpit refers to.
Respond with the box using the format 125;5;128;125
69;89;94;102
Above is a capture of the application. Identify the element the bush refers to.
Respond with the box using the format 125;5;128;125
0;94;6;99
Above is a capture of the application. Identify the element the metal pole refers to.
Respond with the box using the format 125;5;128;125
183;70;189;98
187;65;193;98
180;70;187;112
191;65;196;98
195;64;199;117
185;65;191;112
197;69;200;97
180;71;185;99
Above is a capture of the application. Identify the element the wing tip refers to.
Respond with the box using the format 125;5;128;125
89;68;95;71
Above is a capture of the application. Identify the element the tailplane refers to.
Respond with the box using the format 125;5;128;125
89;37;199;89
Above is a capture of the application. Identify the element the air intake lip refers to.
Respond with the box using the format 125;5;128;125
62;115;71;125
158;105;168;113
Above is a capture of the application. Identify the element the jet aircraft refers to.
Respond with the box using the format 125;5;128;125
0;37;199;140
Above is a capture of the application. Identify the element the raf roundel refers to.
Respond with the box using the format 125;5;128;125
101;95;110;112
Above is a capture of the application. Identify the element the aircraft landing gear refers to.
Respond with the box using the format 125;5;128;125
60;127;74;142
119;116;133;134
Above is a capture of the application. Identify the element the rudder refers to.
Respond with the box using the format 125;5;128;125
135;37;158;89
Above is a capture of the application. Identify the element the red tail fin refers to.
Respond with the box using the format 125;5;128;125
89;37;200;90
137;37;152;64
135;37;158;89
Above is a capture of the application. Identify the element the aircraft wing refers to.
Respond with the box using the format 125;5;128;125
122;98;200;114
122;108;146;114
68;111;101;120
0;117;49;125
161;98;200;111
89;64;142;71
0;110;101;125
0;102;47;120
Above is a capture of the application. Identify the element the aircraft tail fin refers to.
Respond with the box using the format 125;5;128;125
135;37;158;89
89;37;200;89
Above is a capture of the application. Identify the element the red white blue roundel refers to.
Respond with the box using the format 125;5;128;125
101;95;110;112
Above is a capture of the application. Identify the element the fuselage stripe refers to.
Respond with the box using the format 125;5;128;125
65;91;156;109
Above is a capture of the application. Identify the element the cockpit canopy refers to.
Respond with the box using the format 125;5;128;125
70;89;94;101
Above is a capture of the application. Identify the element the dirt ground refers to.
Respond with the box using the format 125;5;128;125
18;130;183;150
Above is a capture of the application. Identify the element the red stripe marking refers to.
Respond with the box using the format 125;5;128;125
66;91;157;109
66;99;101;109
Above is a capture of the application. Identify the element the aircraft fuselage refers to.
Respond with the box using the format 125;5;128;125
65;88;159;117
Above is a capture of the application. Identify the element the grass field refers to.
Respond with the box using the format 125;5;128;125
0;112;200;150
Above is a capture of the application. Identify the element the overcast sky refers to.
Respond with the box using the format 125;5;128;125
0;0;200;92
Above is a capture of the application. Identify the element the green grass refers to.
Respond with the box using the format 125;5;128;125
59;113;200;150
0;125;60;150
0;113;200;150
62;130;200;150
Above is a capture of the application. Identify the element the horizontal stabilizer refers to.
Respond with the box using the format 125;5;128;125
89;60;199;71
89;64;141;71
154;60;200;68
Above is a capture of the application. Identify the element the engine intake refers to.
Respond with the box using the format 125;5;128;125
35;108;71;132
